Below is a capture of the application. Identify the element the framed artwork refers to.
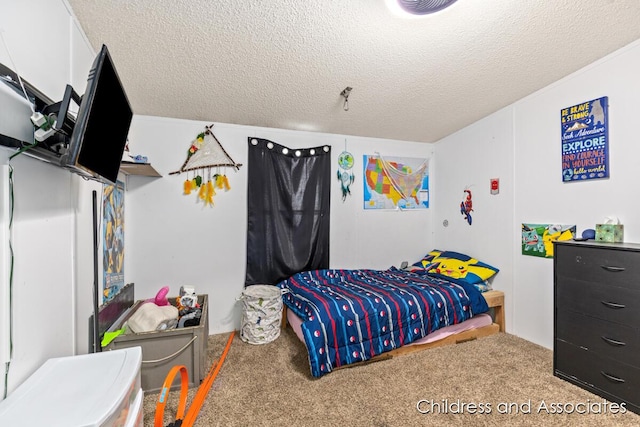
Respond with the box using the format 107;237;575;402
521;223;575;258
103;181;125;302
561;96;608;182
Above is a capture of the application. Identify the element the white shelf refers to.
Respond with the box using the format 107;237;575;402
120;161;161;177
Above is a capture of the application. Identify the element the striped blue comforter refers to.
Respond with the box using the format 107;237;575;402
278;268;489;377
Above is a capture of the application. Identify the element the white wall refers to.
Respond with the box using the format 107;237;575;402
125;116;434;334
0;154;10;365
431;108;515;330
0;0;99;395
0;1;72;102
434;38;640;349
513;38;640;349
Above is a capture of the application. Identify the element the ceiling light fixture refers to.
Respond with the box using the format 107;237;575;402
387;0;458;16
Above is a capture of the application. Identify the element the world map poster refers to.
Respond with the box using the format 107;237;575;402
363;154;429;210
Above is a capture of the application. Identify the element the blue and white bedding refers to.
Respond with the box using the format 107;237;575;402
277;267;489;377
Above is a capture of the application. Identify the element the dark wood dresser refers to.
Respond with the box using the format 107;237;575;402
554;240;640;414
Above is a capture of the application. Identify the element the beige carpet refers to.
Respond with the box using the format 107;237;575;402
143;329;639;427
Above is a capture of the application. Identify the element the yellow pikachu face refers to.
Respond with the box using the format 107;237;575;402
435;257;473;279
433;256;496;281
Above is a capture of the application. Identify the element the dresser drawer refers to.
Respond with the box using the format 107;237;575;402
555;340;640;407
555;245;640;290
556;277;640;325
556;310;640;368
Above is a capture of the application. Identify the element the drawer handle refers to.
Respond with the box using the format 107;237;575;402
600;371;625;384
600;265;625;273
601;336;626;347
601;301;626;309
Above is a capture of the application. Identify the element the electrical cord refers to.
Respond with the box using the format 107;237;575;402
10;139;39;160
3;164;15;399
0;25;19;400
1;26;60;399
2;138;68;397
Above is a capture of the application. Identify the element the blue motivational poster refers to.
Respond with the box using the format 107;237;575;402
560;96;608;182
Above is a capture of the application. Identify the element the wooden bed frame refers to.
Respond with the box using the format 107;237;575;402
381;289;504;358
282;290;505;367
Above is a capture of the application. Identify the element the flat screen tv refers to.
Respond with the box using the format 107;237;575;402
60;44;132;184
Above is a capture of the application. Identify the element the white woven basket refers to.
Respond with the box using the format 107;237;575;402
238;285;286;345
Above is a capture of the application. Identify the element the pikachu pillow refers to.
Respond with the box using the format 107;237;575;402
412;250;499;291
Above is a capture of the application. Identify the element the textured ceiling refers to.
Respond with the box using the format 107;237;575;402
67;0;640;143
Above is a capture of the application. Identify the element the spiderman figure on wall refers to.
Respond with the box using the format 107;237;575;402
460;189;473;225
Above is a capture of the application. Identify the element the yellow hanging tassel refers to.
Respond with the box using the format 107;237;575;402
222;175;231;191
183;179;192;195
198;182;207;201
205;180;215;206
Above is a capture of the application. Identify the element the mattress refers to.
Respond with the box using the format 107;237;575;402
280;268;490;377
287;309;493;349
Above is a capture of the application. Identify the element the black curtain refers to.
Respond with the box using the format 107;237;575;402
245;138;331;286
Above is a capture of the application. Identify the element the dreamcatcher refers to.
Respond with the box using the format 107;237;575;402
337;140;354;201
169;124;242;207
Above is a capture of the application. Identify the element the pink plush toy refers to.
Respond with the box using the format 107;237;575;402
154;286;170;306
144;286;170;306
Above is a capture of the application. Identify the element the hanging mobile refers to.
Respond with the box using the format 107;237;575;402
337;140;355;201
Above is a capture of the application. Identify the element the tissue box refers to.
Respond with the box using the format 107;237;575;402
595;224;624;242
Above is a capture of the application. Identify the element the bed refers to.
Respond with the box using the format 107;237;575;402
278;260;504;378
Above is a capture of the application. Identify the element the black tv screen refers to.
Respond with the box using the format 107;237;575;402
63;44;132;184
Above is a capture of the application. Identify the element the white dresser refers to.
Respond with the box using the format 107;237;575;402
0;347;143;426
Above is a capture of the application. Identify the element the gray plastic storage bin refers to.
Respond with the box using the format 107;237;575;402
105;294;208;393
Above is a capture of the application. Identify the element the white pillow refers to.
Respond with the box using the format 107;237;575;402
127;303;178;333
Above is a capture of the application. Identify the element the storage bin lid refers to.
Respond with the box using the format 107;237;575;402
0;347;142;427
